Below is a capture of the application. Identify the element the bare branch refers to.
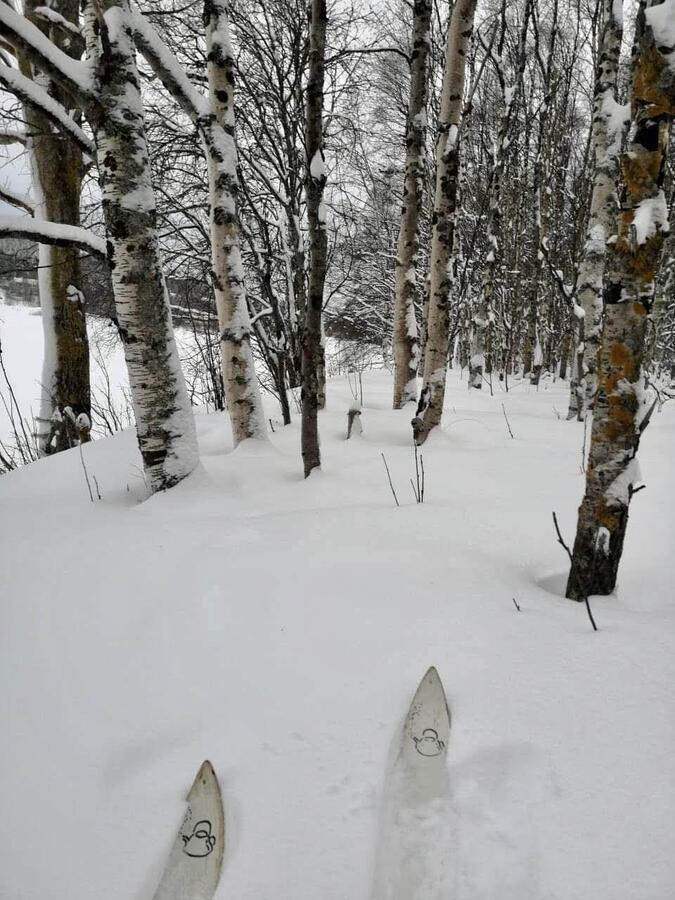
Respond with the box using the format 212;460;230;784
0;184;33;214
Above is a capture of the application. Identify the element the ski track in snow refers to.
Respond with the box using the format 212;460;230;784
1;301;675;900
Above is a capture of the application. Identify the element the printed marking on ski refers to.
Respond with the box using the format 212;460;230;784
153;760;225;900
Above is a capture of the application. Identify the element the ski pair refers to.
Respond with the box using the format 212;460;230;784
152;667;450;900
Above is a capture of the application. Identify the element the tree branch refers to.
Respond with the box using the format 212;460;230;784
0;185;33;214
0;64;95;155
130;11;206;123
0;128;26;145
0;5;92;107
0;214;106;257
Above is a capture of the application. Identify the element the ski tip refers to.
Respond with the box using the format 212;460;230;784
187;759;220;801
417;666;444;696
414;666;450;719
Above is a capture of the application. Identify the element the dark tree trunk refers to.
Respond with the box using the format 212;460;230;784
301;0;328;477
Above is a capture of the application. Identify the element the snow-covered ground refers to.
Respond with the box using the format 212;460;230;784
1;313;674;900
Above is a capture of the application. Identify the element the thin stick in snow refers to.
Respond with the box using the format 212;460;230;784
381;453;400;507
552;512;598;632
501;402;515;439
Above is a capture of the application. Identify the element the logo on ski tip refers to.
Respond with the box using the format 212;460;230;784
413;728;445;757
182;820;216;858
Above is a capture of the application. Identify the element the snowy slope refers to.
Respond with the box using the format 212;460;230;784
1;369;674;900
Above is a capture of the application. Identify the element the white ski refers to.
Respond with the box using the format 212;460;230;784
372;667;453;900
153;760;225;900
400;665;451;791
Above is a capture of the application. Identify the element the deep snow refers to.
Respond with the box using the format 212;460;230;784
1;350;674;899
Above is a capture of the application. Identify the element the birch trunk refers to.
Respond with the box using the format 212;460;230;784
203;0;266;444
21;0;90;454
470;0;531;389
91;1;198;491
301;0;327;476
392;0;432;409
411;0;477;445
566;0;674;600
567;0;625;420
524;0;559;384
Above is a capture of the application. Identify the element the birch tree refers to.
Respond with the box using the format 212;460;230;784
567;0;626;419
1;0;91;454
0;1;199;491
392;0;432;409
566;0;675;601
469;0;532;389
522;0;559;385
412;0;478;444
131;2;267;445
301;0;327;476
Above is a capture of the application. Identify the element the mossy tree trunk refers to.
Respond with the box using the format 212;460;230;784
20;0;90;454
566;0;674;600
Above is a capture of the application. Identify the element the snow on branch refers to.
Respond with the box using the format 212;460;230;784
130;11;207;122
33;6;81;37
0;65;94;156
0;5;92;106
0;186;34;215
0;215;106;258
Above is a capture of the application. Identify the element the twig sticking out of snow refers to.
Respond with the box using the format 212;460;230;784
512;597;521;611
381;453;400;507
501;402;515;439
552;511;598;632
411;440;425;503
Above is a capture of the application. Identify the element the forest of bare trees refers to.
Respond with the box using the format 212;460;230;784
0;0;673;599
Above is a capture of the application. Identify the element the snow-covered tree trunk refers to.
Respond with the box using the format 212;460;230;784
392;0;432;409
411;0;477;445
20;0;90;454
203;0;266;444
525;0;560;386
301;0;328;476
566;0;674;601
567;0;625;420
89;1;198;491
469;0;531;390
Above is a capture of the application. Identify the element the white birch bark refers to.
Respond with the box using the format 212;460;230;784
411;0;478;444
90;1;199;490
130;4;266;445
392;0;432;409
0;1;200;490
203;0;266;443
469;0;532;390
567;0;625;419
